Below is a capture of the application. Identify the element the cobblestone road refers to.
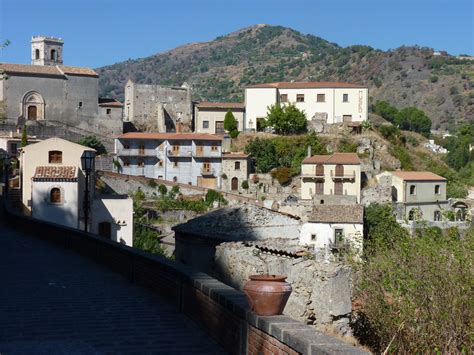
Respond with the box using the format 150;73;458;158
0;219;224;354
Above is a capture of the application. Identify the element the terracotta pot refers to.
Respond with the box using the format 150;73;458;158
243;275;292;316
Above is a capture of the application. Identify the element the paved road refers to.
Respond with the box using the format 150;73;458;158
0;219;224;354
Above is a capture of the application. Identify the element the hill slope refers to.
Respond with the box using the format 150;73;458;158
97;24;473;130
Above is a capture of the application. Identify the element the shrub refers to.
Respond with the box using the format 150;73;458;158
378;124;400;141
158;184;168;196
429;75;438;83
148;179;157;188
205;189;228;207
265;103;307;135
241;180;249;190
271;167;292;186
395;107;432;137
337;138;358;153
224;110;238;133
78;135;107;155
389;145;413;170
372;101;398;123
221;173;227;180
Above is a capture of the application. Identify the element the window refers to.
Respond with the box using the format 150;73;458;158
123;159;130;167
311;234;317;241
106;108;111;115
434;211;442;221
203;120;209;129
48;150;62;164
316;164;324;176
138;160;144;167
342;94;349;102
35;49;40;60
51;49;57;61
78;101;83;108
138;143;145;155
123;143;130;149
50;188;61;203
435;185;440;194
334;229;344;244
316;181;324;194
173;161;178;167
334;181;343;195
317;94;325;102
10;143;18;155
296;94;305;102
173;176;178;182
158;160;163;167
335;164;344;176
172;145;180;152
211;145;218;152
235;161;241;170
280;94;288;103
410;185;416;195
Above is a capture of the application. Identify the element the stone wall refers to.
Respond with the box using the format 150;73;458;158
361;175;393;206
214;242;353;336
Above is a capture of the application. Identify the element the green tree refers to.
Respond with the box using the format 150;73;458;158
244;138;277;173
371;100;398;123
158;184;168;196
241;180;249;190
78;135;107;155
223;110;238;138
394;107;432;137
20;125;28;147
265;103;307;135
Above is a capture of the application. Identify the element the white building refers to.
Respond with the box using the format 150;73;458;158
20;137;133;245
0;130;39;158
300;205;364;255
244;81;368;131
194;102;245;134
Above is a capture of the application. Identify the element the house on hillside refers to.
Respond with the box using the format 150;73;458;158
19;137;133;245
194;102;245;134
244;81;368;131
301;205;364;255
300;153;361;204
384;171;449;222
115;132;250;191
0;130;40;158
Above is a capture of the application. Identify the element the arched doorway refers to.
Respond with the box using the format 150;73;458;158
27;106;37;120
231;177;238;191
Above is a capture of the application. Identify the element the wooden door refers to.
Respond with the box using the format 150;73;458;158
28;106;37;120
334;181;343;195
335;164;344;176
231;177;238;190
203;162;211;173
316;181;324;194
196;145;203;156
343;115;352;123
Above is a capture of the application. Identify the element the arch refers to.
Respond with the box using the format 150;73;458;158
391;186;398;202
50;187;61;203
456;209;465;221
35;49;40;60
231;177;238;191
51;49;57;61
22;91;45;120
434;210;442;221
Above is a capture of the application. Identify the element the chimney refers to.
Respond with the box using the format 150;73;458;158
307;146;312;157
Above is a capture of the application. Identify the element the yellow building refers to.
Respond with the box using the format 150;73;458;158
194;102;245;134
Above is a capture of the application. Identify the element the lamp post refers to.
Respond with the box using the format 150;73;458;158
81;150;96;232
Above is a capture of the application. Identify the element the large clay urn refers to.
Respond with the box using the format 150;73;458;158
243;275;292;316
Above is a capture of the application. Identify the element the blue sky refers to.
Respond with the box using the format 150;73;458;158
1;0;472;68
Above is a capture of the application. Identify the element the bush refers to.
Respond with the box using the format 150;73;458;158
221;173;227;180
158;184;168;196
78;135;107;155
241;180;249;190
265;103;307;135
378;124;400;141
372;101;398;123
337;138;358;153
205;189;228;206
148;179;157;188
429;75;438;83
389;145;413;170
395;107;432;137
271;167;292;185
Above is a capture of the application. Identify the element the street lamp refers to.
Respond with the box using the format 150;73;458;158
81;150;96;232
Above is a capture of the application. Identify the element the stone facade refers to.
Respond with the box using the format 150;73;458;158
221;152;250;192
124;80;192;132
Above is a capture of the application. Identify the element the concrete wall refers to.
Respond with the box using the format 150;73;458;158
195;107;245;134
300;222;363;254
31;180;79;229
244;88;277;131
99;106;123;122
301;163;361;202
90;196;133;246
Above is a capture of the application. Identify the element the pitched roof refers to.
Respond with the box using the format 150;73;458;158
33;166;78;181
309;205;364;224
196;102;245;109
222;152;249;159
302;153;360;165
391;171;447;181
246;81;366;89
117;132;223;141
99;98;123;107
0;63;98;77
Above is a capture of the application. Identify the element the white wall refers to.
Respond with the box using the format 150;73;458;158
333;88;368;123
31;180;79;229
244;88;277;130
91;196;134;246
300;222;363;255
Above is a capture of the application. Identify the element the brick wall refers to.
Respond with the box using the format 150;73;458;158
4;210;368;355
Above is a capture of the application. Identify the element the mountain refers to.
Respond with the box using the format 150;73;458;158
97;24;473;130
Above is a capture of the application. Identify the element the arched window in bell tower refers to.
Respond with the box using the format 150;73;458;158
35;49;40;60
51;49;57;61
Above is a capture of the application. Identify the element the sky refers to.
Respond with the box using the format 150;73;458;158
0;0;472;68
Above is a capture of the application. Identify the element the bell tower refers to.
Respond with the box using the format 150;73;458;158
31;36;64;66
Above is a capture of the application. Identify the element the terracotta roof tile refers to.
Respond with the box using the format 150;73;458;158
309;205;364;224
33;166;78;181
118;132;223;141
0;63;98;77
222;152;249;159
302;153;360;165
391;171;446;181
246;81;367;89
196;102;245;109
99;98;123;107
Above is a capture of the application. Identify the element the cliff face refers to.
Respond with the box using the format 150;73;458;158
97;24;473;130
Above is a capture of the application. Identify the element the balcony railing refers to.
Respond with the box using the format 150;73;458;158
331;170;356;181
167;149;193;158
117;149;157;157
201;167;216;176
193;150;221;158
301;171;325;180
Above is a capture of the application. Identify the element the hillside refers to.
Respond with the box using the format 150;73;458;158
97;24;474;130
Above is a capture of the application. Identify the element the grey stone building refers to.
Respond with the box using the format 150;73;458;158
0;36;123;149
221;152;250;192
123;80;192;132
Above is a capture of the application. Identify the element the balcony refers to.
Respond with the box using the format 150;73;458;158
167;149;193;158
331;170;356;181
193;150;221;158
301;171;325;180
117;149;157;157
201;167;216;176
